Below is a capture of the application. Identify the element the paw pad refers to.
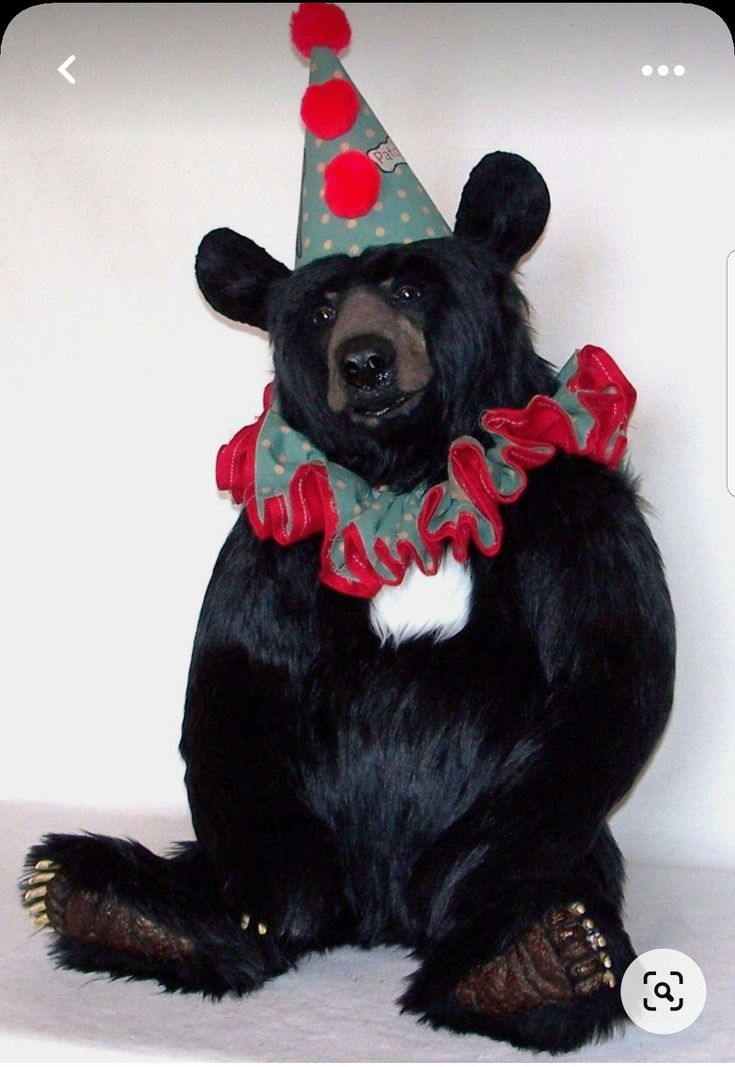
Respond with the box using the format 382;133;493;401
456;901;616;1016
22;856;195;962
545;903;616;993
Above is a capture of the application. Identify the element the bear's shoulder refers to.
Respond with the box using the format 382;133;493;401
504;452;656;570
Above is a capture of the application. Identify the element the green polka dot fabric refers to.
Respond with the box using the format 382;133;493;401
216;347;636;599
251;396;507;599
255;406;441;579
295;47;452;267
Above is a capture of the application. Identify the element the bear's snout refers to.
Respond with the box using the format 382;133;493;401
326;286;433;421
337;334;396;395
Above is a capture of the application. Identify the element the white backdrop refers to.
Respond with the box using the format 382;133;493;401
2;3;734;871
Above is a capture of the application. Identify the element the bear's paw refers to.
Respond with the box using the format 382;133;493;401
455;902;615;1015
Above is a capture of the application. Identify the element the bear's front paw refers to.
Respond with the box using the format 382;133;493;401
455;902;615;1015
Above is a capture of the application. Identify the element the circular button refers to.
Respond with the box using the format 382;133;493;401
621;949;706;1034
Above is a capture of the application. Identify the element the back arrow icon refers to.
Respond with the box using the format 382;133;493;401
58;56;76;84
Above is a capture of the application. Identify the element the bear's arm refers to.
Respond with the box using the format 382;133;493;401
180;513;342;931
410;456;675;910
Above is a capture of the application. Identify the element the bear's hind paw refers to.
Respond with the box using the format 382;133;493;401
455;902;616;1016
22;855;196;964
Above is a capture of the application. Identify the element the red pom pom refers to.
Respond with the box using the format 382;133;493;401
301;78;359;139
291;3;351;58
324;151;380;218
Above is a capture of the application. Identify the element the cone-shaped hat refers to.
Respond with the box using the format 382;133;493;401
291;3;452;267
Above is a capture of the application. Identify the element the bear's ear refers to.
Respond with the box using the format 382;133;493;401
196;228;291;329
454;152;550;269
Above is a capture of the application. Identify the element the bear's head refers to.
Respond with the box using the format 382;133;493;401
196;152;552;491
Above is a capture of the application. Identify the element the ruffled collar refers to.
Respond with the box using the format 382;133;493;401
216;345;635;598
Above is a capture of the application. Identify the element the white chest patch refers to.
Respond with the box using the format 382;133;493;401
369;551;473;646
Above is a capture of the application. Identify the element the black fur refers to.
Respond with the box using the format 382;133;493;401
24;152;675;1054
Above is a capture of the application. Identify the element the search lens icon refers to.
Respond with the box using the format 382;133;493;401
621;949;706;1034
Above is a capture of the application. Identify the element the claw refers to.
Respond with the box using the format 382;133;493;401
581;917;595;930
24;886;48;902
241;912;267;935
599;952;613;969
603;970;616;988
33;913;51;929
28;871;56;886
569;901;586;915
34;859;59;872
28;900;47;915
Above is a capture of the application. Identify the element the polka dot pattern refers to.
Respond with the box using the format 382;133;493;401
253;399;447;583
295;47;451;266
216;348;632;598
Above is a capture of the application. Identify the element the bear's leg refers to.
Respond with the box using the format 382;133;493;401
21;832;312;996
401;827;634;1054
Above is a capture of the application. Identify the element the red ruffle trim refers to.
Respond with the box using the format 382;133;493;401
216;346;635;597
481;344;635;470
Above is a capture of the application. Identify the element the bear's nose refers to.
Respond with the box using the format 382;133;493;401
338;336;396;393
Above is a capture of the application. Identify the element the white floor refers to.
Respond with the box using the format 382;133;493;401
2;802;732;1063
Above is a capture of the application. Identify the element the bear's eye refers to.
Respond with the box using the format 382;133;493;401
312;304;336;325
392;284;422;303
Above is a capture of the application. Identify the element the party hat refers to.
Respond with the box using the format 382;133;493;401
291;2;452;267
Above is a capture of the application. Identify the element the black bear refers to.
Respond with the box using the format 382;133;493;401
23;151;674;1055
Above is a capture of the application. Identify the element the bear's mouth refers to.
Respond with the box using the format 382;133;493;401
348;388;424;425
